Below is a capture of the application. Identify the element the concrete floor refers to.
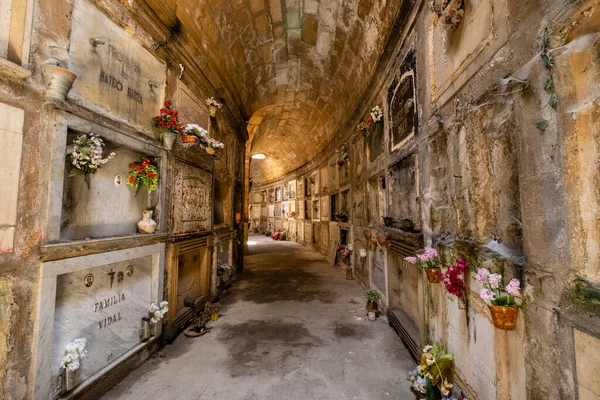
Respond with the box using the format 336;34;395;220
101;235;416;400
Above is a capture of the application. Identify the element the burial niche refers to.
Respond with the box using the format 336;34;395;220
388;51;417;151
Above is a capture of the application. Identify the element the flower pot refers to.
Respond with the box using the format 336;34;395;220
209;105;218;117
137;210;157;234
211;312;220;321
376;235;387;247
424;267;442;283
184;326;209;338
63;368;77;392
489;305;519;330
182;134;197;143
162;131;177;150
43;64;77;101
366;300;378;312
205;147;216;155
364;230;372;240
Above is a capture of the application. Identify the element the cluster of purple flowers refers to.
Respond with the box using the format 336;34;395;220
475;267;521;306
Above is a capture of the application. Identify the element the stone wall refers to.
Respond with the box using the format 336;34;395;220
0;0;246;398
250;1;600;398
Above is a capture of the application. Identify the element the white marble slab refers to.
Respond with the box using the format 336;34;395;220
33;243;164;400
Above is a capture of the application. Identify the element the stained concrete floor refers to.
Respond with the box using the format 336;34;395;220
101;235;416;399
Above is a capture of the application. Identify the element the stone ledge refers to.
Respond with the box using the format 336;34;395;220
0;58;31;80
39;233;168;261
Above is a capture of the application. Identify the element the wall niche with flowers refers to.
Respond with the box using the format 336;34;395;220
60;129;163;241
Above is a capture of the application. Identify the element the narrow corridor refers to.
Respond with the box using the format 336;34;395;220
101;235;415;399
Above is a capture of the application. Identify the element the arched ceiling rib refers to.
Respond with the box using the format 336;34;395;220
145;0;404;183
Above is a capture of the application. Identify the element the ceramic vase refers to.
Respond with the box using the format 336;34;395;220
425;267;442;283
137;210;157;234
489;305;519;330
43;64;77;101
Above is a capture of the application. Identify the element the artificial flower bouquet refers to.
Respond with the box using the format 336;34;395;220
152;101;183;134
127;158;158;195
420;344;455;399
475;268;522;330
61;338;87;371
337;244;352;264
405;247;443;283
66;133;115;189
335;211;349;222
205;97;222;109
439;258;469;298
183;124;225;153
144;301;169;324
370;105;383;124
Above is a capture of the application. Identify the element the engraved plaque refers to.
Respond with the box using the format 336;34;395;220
68;0;166;133
52;256;152;384
172;161;212;235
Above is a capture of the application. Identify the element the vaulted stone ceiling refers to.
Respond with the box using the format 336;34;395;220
144;0;404;183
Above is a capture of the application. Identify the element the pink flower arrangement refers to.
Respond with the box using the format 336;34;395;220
475;268;522;307
405;247;439;269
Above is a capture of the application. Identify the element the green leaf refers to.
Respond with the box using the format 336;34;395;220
543;77;554;91
549;93;558;109
68;168;84;177
537;120;549;133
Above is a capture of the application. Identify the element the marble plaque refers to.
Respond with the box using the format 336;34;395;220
51;256;152;384
68;0;166;133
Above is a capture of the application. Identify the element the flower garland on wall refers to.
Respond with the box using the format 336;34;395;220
66;133;115;189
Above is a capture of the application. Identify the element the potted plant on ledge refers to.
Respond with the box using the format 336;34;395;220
475;268;522;330
405;247;442;283
335;210;349;223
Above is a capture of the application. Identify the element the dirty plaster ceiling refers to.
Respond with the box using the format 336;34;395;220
145;0;403;184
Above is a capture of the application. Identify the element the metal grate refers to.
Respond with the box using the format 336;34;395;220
389;237;420;258
388;309;420;362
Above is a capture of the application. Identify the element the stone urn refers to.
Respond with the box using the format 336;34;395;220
162;131;177;150
137;210;157;234
43;64;77;101
489;305;519;330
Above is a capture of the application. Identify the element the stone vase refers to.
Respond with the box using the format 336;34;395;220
424;267;442;283
162;131;177;150
489;305;519;330
137;210;157;234
140;318;155;341
63;368;77;392
43;64;77;101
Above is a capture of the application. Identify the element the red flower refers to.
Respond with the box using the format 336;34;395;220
160;109;166;114
166;109;172;115
164;101;172;107
173;110;178;115
148;173;156;178
159;121;166;127
137;169;143;174
128;176;136;183
170;115;176;121
369;117;373;123
177;126;183;132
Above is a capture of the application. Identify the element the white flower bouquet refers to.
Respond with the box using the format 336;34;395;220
370;105;383;124
66;133;115;189
61;338;87;371
146;301;169;324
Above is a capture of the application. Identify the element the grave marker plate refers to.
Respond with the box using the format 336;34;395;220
51;256;152;383
68;0;166;134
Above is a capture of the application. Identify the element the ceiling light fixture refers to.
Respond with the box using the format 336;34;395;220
252;153;267;159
